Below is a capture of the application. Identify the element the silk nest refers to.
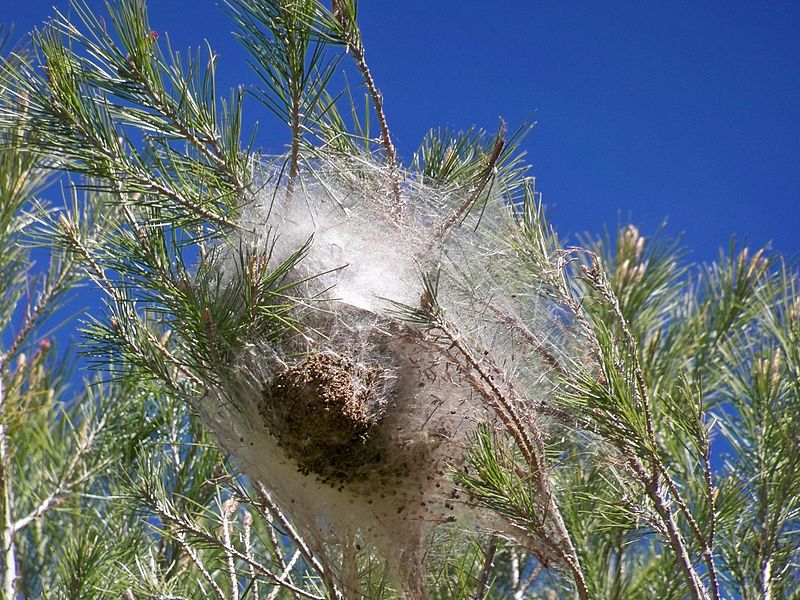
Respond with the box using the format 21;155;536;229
193;156;566;597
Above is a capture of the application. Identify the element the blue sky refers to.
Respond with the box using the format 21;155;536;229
5;0;800;262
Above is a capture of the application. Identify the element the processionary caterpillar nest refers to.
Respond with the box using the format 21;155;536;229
193;157;564;598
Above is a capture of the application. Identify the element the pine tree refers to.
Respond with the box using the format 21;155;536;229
0;2;798;599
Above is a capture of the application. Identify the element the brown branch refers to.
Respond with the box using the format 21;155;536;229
431;122;506;242
139;73;248;199
645;477;709;600
426;317;589;600
0;376;18;600
175;530;226;600
145;487;325;600
12;438;109;534
333;0;402;212
474;535;497;600
351;45;401;211
254;482;343;600
221;498;240;600
484;302;567;377
581;257;713;600
702;428;722;600
286;93;302;199
242;512;261;600
432;325;540;479
144;178;237;229
120;52;247;195
0;261;75;370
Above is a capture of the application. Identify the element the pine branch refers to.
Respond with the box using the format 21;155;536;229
227;0;339;199
580;256;715;600
474;535;497;600
252;481;343;600
0;375;19;599
140;484;327;600
412;292;589;599
431;120;506;240
0;258;76;370
323;0;401;211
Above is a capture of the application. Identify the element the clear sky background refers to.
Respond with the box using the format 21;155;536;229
5;0;800;263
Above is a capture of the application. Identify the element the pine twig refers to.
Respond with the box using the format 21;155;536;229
0;260;75;369
144;487;325;600
0;375;19;600
474;535;497;600
423;312;589;600
582;256;716;600
175;530;226;600
254;482;343;600
430;120;506;243
12;425;110;534
243;512;261;599
701;426;722;600
221;498;240;600
332;0;401;213
268;550;301;600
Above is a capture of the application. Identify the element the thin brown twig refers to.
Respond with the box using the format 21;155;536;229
175;530;226;600
243;511;261;600
268;550;301;600
12;425;110;534
581;256;713;600
0;261;75;369
144;178;237;229
0;375;19;599
645;477;709;600
284;8;303;201
221;498;239;600
430;122;506;242
474;535;497;600
254;482;343;600
432;325;539;479
286;99;302;200
702;425;722;600
484;302;567;377
333;0;402;212
425;316;589;600
145;488;325;600
139;71;248;199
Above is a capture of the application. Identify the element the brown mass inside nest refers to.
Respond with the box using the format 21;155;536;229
261;352;387;482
